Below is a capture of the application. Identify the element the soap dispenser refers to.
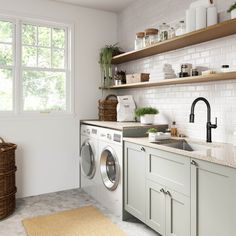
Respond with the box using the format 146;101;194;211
171;121;178;137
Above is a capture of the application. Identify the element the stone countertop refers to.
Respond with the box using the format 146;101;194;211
123;137;236;169
81;120;167;131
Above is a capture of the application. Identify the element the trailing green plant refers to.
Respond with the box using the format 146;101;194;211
135;107;159;117
99;44;121;67
227;2;236;12
99;44;122;87
147;128;158;133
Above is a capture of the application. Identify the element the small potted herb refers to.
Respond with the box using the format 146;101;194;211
147;128;157;142
227;2;236;19
135;107;159;124
114;70;126;86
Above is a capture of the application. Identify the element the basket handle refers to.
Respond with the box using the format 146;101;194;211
105;94;117;101
0;137;5;143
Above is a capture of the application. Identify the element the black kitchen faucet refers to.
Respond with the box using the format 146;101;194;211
189;97;217;143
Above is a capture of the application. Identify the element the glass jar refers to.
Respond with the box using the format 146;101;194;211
169;27;176;39
144;28;158;47
159;23;170;41
134;32;145;50
175;20;186;36
221;65;230;73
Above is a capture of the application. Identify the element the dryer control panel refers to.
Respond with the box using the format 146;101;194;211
99;128;123;145
113;133;122;143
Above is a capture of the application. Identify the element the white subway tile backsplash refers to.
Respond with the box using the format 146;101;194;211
117;0;236;144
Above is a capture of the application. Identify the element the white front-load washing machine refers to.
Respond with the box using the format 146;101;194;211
80;125;100;200
97;127;123;218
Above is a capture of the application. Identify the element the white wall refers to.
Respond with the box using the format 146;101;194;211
0;0;117;198
117;0;236;144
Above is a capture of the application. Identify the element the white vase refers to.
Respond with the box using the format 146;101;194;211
148;133;156;142
231;9;236;19
140;114;155;124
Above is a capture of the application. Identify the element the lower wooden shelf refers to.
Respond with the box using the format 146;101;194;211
99;72;236;90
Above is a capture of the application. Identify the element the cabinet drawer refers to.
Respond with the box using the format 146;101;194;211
146;148;190;196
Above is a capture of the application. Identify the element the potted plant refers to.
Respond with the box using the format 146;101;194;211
99;44;122;88
147;128;157;142
114;70;126;86
135;107;159;124
227;2;236;19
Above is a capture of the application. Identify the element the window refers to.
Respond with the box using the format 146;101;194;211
0;20;14;111
0;16;72;115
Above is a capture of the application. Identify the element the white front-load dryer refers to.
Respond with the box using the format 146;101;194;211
97;127;123;218
80;125;100;201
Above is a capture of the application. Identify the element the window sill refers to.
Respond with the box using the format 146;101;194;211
0;112;77;121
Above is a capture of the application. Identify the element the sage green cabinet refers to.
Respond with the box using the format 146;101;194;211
146;148;191;196
124;141;236;236
165;187;190;236
124;141;190;236
146;181;190;236
124;142;146;222
191;159;236;236
146;180;166;234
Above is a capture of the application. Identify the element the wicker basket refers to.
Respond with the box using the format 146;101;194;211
126;73;150;84
98;95;118;121
0;138;17;220
0;191;16;220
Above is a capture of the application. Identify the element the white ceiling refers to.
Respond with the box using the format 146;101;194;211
52;0;135;12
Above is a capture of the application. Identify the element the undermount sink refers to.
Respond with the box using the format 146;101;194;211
152;139;209;152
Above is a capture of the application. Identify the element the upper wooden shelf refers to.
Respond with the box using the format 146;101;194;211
102;72;236;90
112;19;236;64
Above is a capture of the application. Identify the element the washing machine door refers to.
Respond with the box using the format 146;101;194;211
100;146;120;191
80;141;95;179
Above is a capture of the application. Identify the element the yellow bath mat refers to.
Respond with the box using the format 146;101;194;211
22;205;127;236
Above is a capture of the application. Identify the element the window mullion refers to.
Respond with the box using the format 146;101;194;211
36;26;39;67
14;19;21;114
51;28;53;68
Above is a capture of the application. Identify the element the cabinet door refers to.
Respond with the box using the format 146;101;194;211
191;159;236;236
146;148;190;196
124;142;146;222
165;188;190;236
146;180;166;235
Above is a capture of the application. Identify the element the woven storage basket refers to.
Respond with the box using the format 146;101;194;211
0;138;17;220
0;191;16;220
98;95;118;121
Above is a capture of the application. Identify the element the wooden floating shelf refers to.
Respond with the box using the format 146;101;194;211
112;19;236;64
100;72;236;90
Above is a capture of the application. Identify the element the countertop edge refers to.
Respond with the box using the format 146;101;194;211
123;137;236;169
80;120;168;131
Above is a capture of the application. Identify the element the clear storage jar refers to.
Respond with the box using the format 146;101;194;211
134;32;145;50
159;23;170;41
144;28;159;47
175;20;186;36
169;27;176;39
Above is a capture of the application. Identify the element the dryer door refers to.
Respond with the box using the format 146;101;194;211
80;141;95;179
100;146;120;191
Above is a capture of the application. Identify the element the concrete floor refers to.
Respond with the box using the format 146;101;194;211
0;189;158;236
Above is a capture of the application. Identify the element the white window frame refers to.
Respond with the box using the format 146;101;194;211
0;14;74;117
0;17;16;115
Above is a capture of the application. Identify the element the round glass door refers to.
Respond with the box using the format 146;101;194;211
100;146;120;191
80;141;95;179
